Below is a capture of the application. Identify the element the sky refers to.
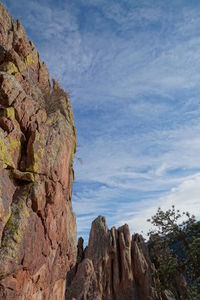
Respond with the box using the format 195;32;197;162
2;0;200;243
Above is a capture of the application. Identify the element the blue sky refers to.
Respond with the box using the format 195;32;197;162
3;0;200;242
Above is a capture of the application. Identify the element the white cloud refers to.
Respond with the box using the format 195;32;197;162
74;119;200;238
121;173;200;237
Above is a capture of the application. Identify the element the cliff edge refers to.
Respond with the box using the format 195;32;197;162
0;3;77;299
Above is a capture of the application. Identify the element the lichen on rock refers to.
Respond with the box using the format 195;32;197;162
0;2;77;299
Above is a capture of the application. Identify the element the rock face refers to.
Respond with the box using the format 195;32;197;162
0;3;77;299
66;217;188;300
66;216;157;300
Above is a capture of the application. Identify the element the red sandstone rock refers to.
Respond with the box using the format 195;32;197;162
67;216;189;300
0;3;77;299
67;258;100;300
66;216;156;300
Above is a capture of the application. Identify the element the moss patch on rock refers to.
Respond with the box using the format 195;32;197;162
6;62;19;75
0;185;31;263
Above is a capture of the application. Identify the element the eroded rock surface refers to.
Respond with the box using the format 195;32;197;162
66;216;188;300
0;3;77;299
67;216;157;300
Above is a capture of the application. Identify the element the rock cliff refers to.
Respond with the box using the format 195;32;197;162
66;216;188;300
67;216;156;300
0;3;77;299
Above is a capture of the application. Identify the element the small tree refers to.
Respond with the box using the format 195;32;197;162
147;205;195;240
147;206;200;299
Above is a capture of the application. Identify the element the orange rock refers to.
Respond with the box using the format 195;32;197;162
67;216;155;300
0;3;77;299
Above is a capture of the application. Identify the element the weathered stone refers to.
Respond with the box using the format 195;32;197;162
66;215;189;300
66;258;100;300
0;72;25;106
67;216;154;300
0;3;77;299
132;234;153;300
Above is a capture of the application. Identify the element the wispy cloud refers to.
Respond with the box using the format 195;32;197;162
122;173;200;237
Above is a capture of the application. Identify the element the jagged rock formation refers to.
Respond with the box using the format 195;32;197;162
66;216;189;300
66;216;156;300
0;3;77;299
